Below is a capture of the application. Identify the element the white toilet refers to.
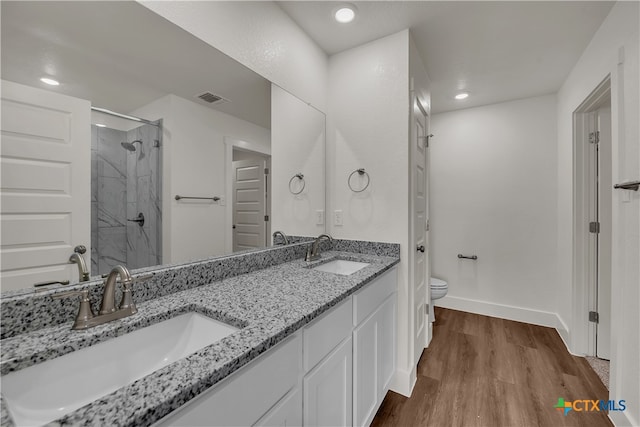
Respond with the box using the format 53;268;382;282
429;277;448;322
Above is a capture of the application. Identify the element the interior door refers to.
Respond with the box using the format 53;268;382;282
411;97;428;364
1;80;91;291
232;157;267;252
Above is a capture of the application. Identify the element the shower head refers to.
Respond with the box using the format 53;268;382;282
121;140;142;152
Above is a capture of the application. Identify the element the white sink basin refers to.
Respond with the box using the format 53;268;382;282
313;259;369;275
2;312;238;426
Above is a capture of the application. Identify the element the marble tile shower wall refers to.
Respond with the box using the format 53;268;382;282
91;124;162;276
125;124;162;270
91;125;128;275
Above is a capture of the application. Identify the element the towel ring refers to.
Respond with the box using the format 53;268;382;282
289;173;305;195
348;168;370;193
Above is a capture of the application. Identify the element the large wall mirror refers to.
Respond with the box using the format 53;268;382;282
0;1;325;292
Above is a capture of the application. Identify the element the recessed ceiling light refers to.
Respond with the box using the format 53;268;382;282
40;77;60;86
335;6;356;23
455;92;469;100
95;123;107;128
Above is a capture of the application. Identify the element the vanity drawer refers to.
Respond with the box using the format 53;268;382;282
154;332;301;427
353;267;396;325
303;297;352;372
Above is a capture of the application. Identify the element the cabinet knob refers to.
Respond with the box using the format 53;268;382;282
417;245;425;253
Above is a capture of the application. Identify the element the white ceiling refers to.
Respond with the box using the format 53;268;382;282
1;1;271;128
2;1;614;120
278;1;614;113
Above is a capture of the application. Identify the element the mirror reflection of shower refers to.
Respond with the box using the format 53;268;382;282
121;139;142;151
91;109;162;276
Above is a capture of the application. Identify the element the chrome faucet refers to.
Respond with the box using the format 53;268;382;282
305;234;333;262
272;230;290;245
69;245;90;282
53;265;151;330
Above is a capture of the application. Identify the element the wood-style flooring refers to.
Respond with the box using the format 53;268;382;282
371;308;612;427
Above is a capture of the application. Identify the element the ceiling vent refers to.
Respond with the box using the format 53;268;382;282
196;91;229;105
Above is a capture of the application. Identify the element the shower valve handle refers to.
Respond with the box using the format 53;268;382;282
127;213;145;227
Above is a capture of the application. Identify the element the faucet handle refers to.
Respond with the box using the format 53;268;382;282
117;274;151;313
132;273;154;283
53;289;95;329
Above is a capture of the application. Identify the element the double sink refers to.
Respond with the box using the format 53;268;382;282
2;258;370;426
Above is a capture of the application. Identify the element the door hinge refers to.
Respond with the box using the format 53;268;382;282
589;221;600;233
264;167;269;175
589;311;599;323
264;215;269;222
589;131;600;144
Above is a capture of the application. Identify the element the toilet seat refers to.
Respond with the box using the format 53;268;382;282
429;277;448;322
430;277;448;289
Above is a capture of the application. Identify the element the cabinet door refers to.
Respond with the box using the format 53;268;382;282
254;387;302;427
378;295;396;398
155;334;301;427
303;337;352;427
353;314;378;427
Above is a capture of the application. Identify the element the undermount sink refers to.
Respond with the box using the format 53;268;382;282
312;259;370;275
2;312;239;426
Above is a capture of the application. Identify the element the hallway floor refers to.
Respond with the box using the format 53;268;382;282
371;308;612;427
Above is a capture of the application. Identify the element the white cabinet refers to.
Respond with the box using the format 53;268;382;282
302;298;353;427
353;313;378;427
154;333;302;427
155;266;397;427
377;296;396;398
255;388;302;427
352;268;397;427
303;336;353;427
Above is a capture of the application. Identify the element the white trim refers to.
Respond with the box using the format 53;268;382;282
610;409;638;427
571;76;612;357
389;366;416;398
435;296;561;329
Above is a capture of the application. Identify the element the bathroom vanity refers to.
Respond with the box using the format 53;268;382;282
0;240;399;427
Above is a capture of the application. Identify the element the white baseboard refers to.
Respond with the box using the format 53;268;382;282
390;365;416;398
435;296;562;329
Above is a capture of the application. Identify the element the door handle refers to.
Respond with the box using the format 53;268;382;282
613;180;640;191
417;245;425;253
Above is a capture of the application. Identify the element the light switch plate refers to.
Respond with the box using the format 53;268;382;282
334;210;343;226
316;210;324;225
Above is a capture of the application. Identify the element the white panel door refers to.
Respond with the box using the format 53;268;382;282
232;158;266;252
303;337;352;427
1;80;90;291
410;97;428;365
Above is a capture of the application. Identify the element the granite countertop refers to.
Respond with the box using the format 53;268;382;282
0;250;399;427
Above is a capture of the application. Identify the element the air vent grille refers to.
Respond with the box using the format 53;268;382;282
196;92;229;104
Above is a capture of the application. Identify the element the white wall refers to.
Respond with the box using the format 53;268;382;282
133;94;270;265
271;85;325;238
328;30;412;395
557;2;639;425
430;95;560;327
139;1;328;112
